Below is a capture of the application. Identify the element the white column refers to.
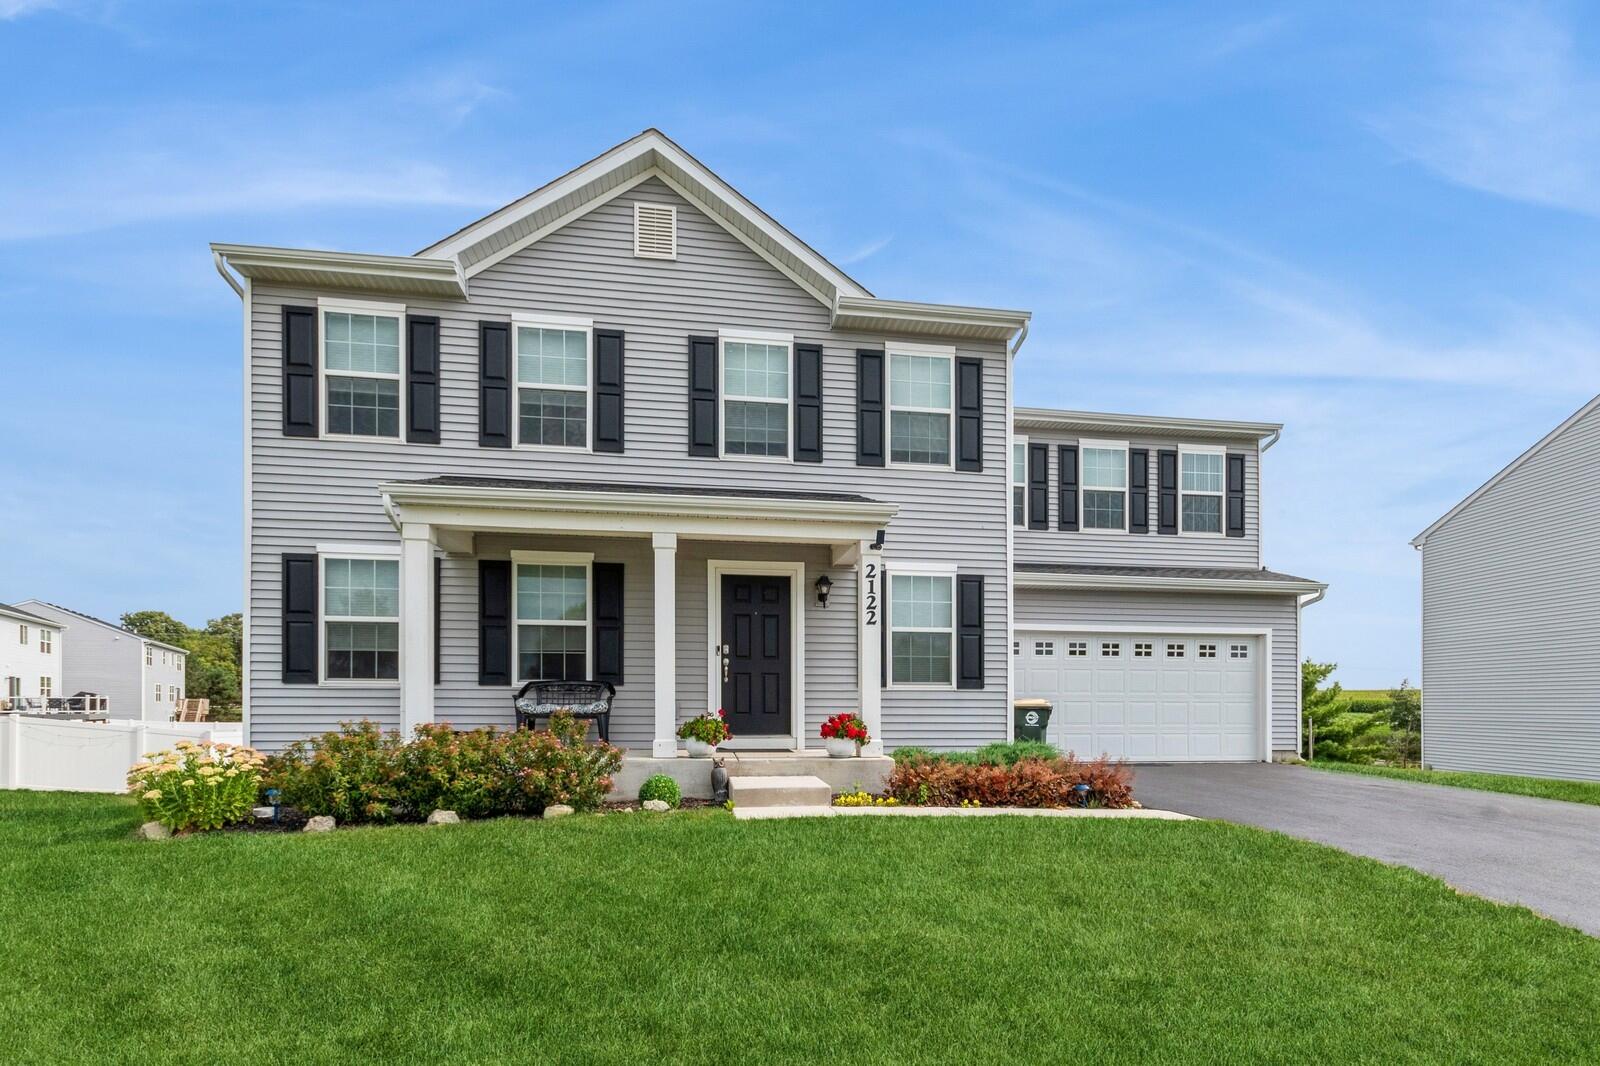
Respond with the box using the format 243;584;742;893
652;532;678;757
400;522;435;735
857;539;884;756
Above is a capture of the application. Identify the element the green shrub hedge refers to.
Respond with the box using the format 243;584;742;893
638;774;681;808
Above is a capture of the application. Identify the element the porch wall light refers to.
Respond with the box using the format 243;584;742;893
814;574;833;608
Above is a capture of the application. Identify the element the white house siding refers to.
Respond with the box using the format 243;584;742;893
1013;430;1261;569
1013;587;1300;754
246;177;1011;751
1420;401;1600;782
12;602;186;720
1;614;63;703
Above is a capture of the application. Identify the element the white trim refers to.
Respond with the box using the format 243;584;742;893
885;346;956;471
318;302;407;444
706;560;806;746
317;552;402;688
240;272;252;743
512;316;594;454
315;541;401;557
1013;407;1282;441
510;552;595;686
1079;438;1131;534
1178;444;1227;538
833;296;1029;344
717;327;794;345
210;243;465;300
1005;350;1016;741
1011;434;1028;530
719;334;794;462
885;566;957;691
1013;571;1326;595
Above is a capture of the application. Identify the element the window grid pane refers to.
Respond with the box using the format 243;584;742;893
516;327;587;387
327;375;400;437
891;632;952;685
1083;489;1125;530
325;621;399;680
1081;448;1126;489
324;558;399;619
324;312;399;374
724;400;789;456
724;342;789;400
516;565;587;622
890;574;953;629
518;624;587;682
888;354;951;409
519;388;587;448
1182;495;1222;533
889;410;951;464
1181;452;1224;492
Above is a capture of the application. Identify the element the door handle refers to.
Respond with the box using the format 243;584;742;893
721;644;730;683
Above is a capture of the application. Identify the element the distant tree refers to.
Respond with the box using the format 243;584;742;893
1387;680;1422;767
1301;660;1388;763
119;609;244;715
205;613;242;660
120;610;188;648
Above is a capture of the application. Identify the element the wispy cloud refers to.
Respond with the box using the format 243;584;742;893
0;0;62;18
837;235;892;265
1371;3;1600;215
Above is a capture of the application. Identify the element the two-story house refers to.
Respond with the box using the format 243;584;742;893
1;603;65;709
214;129;1322;764
13;601;186;720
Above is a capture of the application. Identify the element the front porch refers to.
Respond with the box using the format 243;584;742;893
379;476;898;758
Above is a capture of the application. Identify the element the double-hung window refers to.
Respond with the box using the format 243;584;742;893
513;551;591;682
145;647;152;666
322;556;400;682
39;676;51;698
322;300;404;439
39;629;52;654
1080;440;1128;531
17;624;26;645
1011;437;1028;526
1180;446;1225;534
721;333;791;458
888;570;954;686
888;344;953;466
154;683;162;703
515;316;591;449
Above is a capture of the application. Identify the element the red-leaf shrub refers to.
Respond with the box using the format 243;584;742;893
887;752;1134;809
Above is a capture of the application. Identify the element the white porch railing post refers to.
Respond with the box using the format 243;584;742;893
857;539;884;756
3;713;20;789
652;532;678;757
400;523;436;736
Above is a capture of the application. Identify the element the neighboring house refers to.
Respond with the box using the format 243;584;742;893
213;129;1323;761
1413;394;1600;782
0;603;65;709
12;601;185;721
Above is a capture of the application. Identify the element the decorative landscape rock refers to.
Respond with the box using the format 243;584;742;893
642;799;671;813
426;810;460;825
543;804;575;819
136;821;171;841
303;815;336;833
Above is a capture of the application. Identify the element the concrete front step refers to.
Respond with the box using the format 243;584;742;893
726;774;832;808
610;752;893;801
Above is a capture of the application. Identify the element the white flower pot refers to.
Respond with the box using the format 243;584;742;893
684;738;716;758
825;737;859;759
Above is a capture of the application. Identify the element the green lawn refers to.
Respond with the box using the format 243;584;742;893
3;792;1598;1064
1311;760;1600;806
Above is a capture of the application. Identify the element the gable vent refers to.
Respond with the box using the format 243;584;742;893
633;202;676;260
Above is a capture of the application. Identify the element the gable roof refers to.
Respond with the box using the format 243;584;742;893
14;600;187;653
0;602;62;629
1412;393;1600;547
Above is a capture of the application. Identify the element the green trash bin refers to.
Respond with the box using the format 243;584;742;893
1014;699;1052;743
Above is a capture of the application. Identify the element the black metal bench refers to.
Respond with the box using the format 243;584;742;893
514;680;615;743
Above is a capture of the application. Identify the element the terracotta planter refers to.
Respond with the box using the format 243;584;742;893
824;737;859;759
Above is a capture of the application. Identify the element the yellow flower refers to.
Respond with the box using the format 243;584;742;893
143;789;163;801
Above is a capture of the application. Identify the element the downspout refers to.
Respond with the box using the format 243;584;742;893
1295;587;1326;760
1009;318;1030;358
1259;426;1281;453
212;250;244;298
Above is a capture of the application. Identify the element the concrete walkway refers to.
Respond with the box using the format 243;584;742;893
1133;763;1600;937
732;804;1191;821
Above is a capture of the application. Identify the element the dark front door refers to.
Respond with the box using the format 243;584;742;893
720;574;792;736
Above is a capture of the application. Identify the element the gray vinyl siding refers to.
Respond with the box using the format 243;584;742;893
1420;401;1600;781
1014;431;1261;569
246;177;1010;751
1013;587;1300;753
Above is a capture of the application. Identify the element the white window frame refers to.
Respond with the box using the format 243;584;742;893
17;624;26;645
318;297;408;443
718;329;794;462
39;629;52;654
1079;438;1130;534
512;312;594;454
5;676;19;699
154;682;162;703
1179;443;1227;538
510;550;594;686
885;562;957;690
145;646;152;666
39;676;51;698
1011;435;1028;528
317;545;403;687
886;341;955;470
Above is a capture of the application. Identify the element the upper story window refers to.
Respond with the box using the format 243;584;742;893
888;571;954;687
888;345;953;466
39;675;51;698
721;335;791;459
154;682;162;703
1081;441;1128;531
322;301;404;439
1180;447;1225;534
145;646;152;666
515;317;591;450
322;555;400;682
513;552;591;682
17;624;27;645
1011;438;1028;527
39;629;52;654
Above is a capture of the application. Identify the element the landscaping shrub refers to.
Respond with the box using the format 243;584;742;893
128;740;266;831
262;714;622;824
973;740;1061;766
638;774;681;808
887;752;1134;809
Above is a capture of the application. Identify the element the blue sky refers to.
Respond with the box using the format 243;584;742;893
3;1;1598;687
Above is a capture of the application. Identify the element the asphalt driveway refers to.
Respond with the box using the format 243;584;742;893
1133;763;1600;937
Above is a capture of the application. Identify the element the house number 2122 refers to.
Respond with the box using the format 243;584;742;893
863;562;878;626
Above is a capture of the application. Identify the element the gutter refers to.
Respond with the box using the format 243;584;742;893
1298;587;1326;609
1259;426;1281;453
212;249;244;298
1009;317;1029;358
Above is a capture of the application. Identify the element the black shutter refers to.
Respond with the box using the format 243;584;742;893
281;553;317;684
856;349;886;466
955;358;983;471
956;574;985;689
1227;453;1247;537
406;315;441;444
478;322;512;448
1027;442;1049;530
1129;448;1150;534
1057;445;1078;532
478;560;511;686
593;563;625;685
794;343;823;463
1157;449;1178;535
282;306;317;438
593;329;625;453
688;335;718;456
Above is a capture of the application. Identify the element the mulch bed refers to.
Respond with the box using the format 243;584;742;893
215;799;721;834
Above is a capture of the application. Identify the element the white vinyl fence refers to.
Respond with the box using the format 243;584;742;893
0;715;246;793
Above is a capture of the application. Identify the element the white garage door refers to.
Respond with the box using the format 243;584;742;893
1016;633;1261;762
